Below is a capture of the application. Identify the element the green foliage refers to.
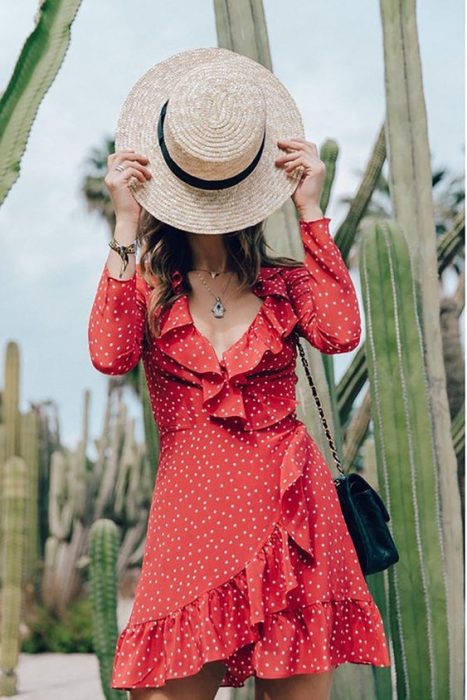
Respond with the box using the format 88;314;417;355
21;597;94;654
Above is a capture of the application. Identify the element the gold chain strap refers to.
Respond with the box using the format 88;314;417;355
293;331;346;479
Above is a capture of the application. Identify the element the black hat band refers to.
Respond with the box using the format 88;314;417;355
157;99;266;191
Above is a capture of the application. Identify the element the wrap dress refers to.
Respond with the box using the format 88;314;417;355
87;216;391;689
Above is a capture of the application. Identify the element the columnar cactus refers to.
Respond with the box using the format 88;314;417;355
89;519;126;700
333;124;387;261
0;341;21;584
379;2;464;693
0;0;83;205
360;219;450;699
0;455;27;696
20;409;40;586
41;387;152;615
138;361;160;484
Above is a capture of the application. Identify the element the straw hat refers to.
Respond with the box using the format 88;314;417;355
115;46;305;235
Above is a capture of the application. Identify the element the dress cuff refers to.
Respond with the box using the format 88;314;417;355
299;217;333;244
103;262;137;284
94;263;137;315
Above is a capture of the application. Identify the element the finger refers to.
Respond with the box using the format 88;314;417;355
277;138;313;148
276;154;313;172
116;159;152;174
278;137;306;144
108;149;137;162
111;166;148;185
112;160;152;178
283;156;307;173
275;151;305;165
123;167;147;184
280;137;308;144
113;151;150;165
292;140;316;155
277;139;316;155
277;140;300;152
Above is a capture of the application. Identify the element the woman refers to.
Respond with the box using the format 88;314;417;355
88;48;390;700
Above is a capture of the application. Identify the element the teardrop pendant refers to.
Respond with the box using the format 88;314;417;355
211;297;225;318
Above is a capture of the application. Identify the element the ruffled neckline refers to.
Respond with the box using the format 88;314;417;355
162;265;294;369
153;265;300;429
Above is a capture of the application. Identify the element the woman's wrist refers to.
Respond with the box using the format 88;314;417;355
296;204;325;222
114;218;139;245
105;219;139;280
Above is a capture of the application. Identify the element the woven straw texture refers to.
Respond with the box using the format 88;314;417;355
115;47;305;234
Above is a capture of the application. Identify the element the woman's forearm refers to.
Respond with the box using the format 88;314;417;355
88;218;149;375
284;217;362;353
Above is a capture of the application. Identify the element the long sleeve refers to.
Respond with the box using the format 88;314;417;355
88;262;150;375
283;216;362;354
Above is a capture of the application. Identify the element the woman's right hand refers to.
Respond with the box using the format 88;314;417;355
105;149;152;226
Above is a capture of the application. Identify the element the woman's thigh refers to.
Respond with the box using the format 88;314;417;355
129;660;228;700
255;668;335;700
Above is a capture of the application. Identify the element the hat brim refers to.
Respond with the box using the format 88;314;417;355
115;47;305;235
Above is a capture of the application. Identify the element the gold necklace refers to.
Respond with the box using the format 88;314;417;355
192;267;230;279
195;270;234;318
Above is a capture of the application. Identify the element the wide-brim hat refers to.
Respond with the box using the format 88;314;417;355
115;46;305;235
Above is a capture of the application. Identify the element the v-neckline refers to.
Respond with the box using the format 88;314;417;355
185;291;266;365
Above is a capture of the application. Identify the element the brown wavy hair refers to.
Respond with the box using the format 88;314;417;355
136;208;303;342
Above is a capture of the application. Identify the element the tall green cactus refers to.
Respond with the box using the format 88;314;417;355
2;342;20;461
0;341;44;693
0;456;28;696
89;519;126;700
20;409;40;586
334;123;387;261
48;449;74;540
138;361;160;484
0;342;21;584
379;4;464;694
0;0;83;205
42;387;152;616
360;219;450;699
319;139;338;214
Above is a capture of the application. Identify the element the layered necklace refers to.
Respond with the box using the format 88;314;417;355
192;268;234;319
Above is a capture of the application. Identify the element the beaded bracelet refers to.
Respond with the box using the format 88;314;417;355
108;237;137;278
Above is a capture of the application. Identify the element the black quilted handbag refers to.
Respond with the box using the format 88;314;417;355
295;333;399;576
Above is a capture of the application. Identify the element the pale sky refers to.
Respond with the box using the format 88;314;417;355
0;0;464;447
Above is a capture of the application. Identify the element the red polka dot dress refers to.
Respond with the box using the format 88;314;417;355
88;216;391;689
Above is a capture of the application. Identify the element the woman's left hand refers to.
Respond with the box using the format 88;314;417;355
275;138;326;219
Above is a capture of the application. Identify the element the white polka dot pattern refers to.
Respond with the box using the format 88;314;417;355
284;218;362;354
87;217;390;690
